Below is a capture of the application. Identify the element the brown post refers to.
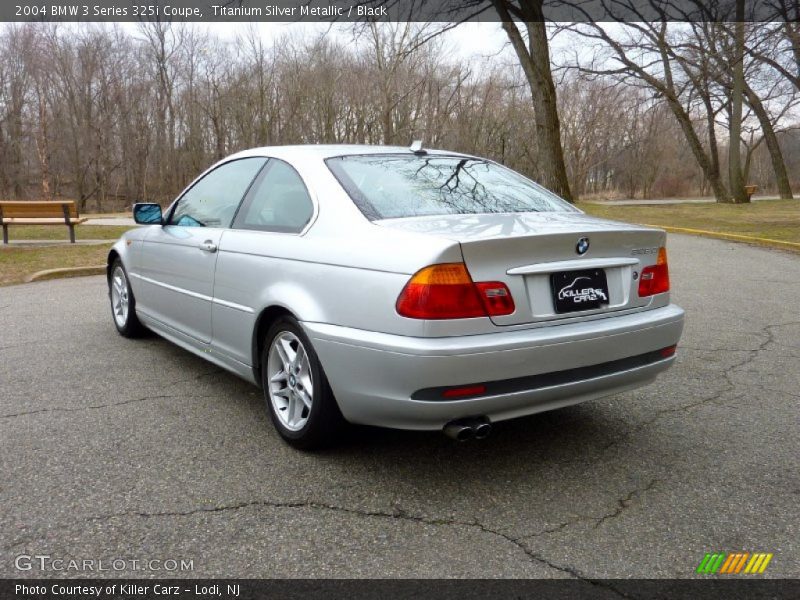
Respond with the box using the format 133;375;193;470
62;203;76;243
0;205;6;244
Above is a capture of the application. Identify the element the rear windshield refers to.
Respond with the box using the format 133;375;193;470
326;154;577;220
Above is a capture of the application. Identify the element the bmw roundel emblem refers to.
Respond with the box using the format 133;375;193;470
576;237;590;255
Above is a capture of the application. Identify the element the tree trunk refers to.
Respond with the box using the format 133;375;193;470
727;6;748;203
35;93;52;199
664;93;729;202
744;85;793;199
782;18;800;78
494;1;574;201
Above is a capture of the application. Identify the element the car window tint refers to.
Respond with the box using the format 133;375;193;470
169;158;266;228
233;159;314;233
326;155;579;220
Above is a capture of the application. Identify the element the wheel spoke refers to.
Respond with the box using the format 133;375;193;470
292;344;307;371
297;387;312;410
270;370;287;383
287;393;300;426
272;387;291;399
275;337;296;370
299;372;312;394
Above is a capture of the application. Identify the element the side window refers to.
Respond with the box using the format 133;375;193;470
233;159;314;233
169;158;266;228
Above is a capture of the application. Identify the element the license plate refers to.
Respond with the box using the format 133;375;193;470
551;269;610;313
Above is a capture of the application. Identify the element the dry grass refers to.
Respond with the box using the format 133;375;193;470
0;244;112;286
579;199;800;244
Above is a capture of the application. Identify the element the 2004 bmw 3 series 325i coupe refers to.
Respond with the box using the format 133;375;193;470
108;144;684;448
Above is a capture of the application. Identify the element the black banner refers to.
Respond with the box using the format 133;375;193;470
4;0;800;23
2;579;800;600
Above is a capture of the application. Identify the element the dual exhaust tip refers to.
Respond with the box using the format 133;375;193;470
443;416;492;441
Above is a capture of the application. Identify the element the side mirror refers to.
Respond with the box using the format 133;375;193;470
133;203;163;225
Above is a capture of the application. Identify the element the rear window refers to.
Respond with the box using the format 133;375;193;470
326;154;577;220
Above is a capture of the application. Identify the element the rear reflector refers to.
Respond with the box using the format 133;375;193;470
442;384;487;398
660;345;677;358
396;263;515;319
638;247;670;297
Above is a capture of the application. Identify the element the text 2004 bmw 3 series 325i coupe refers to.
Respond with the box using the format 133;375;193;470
108;144;684;448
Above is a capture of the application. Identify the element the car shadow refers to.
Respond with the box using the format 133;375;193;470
148;336;640;478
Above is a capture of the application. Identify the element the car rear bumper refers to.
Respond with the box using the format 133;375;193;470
303;304;685;430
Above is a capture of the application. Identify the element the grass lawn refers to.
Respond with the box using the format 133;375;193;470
579;199;800;245
3;224;134;241
0;244;112;286
2;201;797;287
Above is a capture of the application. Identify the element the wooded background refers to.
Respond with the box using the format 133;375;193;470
0;19;798;211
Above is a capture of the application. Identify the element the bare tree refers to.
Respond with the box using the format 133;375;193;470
563;22;735;202
728;2;748;202
0;21;796;208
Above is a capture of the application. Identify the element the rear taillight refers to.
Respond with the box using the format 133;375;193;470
475;281;516;316
396;263;515;320
638;247;670;297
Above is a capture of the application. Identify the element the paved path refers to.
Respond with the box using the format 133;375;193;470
0;234;797;579
82;217;136;226
584;195;779;206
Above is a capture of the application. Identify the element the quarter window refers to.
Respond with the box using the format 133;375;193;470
169;158;267;228
233;159;314;233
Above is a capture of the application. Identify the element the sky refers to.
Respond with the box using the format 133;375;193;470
120;20;516;69
202;21;510;57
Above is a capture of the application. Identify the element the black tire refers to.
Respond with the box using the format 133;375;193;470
261;315;346;450
108;258;147;338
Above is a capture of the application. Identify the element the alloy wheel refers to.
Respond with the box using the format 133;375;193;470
267;331;314;431
110;266;129;328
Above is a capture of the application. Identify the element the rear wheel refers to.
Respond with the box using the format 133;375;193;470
109;259;146;338
261;316;345;449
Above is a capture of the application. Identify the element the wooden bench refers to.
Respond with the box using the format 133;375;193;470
0;201;86;244
744;185;758;201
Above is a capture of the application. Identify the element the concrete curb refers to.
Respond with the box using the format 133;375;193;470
651;225;800;252
26;265;106;283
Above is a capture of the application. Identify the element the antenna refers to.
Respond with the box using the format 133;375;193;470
409;140;427;155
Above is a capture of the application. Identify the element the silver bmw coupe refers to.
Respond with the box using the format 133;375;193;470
108;144;684;448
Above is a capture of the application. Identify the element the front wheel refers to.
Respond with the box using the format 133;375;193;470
261;316;345;449
109;259;146;338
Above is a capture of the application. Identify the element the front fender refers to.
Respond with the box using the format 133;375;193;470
108;228;145;290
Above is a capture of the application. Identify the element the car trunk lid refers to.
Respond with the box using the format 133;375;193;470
376;212;666;326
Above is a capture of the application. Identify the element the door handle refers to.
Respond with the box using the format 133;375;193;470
199;240;217;253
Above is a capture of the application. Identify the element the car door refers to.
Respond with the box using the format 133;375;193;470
136;157;267;343
211;158;316;365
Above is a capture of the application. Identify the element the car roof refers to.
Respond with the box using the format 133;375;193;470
226;144;473;162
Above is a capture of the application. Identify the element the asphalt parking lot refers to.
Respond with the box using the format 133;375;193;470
1;234;798;579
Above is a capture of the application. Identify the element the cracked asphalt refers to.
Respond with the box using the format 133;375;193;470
1;234;798;579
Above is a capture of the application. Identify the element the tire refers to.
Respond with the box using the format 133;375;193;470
261;315;346;449
108;259;146;338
